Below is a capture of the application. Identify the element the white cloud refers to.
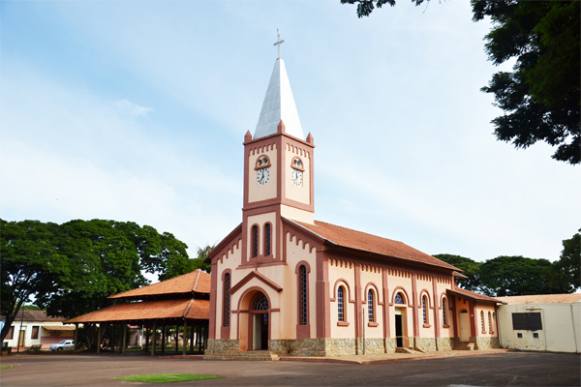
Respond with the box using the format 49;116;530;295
114;99;152;117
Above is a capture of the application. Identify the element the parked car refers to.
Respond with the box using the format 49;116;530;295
50;339;75;352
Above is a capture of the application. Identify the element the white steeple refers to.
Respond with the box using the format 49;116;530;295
254;57;305;140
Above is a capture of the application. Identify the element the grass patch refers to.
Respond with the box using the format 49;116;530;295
0;364;14;370
116;373;219;384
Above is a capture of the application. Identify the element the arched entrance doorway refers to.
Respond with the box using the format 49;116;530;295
250;293;269;350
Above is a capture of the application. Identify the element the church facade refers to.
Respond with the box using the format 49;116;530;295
206;57;499;357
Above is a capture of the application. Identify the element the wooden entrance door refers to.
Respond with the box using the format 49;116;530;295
459;310;471;342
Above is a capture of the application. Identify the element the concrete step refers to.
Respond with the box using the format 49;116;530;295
204;351;279;361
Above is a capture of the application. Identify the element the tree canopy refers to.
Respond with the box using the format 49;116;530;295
341;0;580;164
433;254;481;291
0;219;198;343
436;228;580;296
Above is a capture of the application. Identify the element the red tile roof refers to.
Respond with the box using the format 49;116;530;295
447;287;500;304
291;219;459;271
109;270;210;300
66;299;209;323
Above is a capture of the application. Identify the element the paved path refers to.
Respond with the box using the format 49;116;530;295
0;352;579;386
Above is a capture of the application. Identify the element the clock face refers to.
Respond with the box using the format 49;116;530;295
291;169;303;186
256;168;270;185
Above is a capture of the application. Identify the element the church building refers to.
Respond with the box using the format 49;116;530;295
206;53;499;357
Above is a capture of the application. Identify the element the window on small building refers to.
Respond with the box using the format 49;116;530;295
263;223;272;256
251;225;259;257
441;297;448;326
422;295;429;324
395;292;405;305
222;273;231;327
488;311;493;333
533;332;539;338
298;265;308;325
368;289;376;323
31;326;39;340
480;310;486;333
338;286;346;322
512;312;542;331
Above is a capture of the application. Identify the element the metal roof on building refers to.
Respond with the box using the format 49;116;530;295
496;293;581;305
254;58;304;140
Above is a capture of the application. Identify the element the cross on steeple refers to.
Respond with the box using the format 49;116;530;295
273;28;285;59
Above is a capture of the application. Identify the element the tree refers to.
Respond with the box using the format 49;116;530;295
189;245;213;273
479;255;567;296
0;219;194;343
556;229;580;290
433;254;482;291
342;0;580;164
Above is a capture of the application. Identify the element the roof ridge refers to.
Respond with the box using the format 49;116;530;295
313;219;403;244
192;270;201;293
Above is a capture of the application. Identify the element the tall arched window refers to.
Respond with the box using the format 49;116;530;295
488;311;493;333
367;289;376;323
298;265;308;325
337;286;346;322
222;273;231;327
480;310;486;333
441;297;448;326
422;295;429;324
251;225;259;257
263;223;272;256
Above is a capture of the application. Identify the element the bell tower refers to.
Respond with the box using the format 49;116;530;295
240;51;314;266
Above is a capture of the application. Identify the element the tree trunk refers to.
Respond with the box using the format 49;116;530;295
0;299;24;344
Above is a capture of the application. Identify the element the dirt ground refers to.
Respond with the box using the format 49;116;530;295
0;351;579;386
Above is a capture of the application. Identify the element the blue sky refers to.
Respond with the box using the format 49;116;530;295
1;0;579;262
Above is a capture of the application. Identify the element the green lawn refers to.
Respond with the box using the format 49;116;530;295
116;373;219;384
0;364;14;370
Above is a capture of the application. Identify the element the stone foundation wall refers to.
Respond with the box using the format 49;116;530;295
205;339;240;355
475;337;500;350
325;338;357;356
436;337;454;351
269;339;326;356
385;338;397;353
362;338;385;354
414;337;437;352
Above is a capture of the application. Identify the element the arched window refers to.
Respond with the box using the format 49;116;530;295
337;286;346;322
488;311;493;333
263;223;272;256
422;295;429;324
222;273;231;327
251;225;259;257
298;265;308;325
395;292;405;305
441;297;448;326
367;289;376;323
480;310;486;333
252;293;269;311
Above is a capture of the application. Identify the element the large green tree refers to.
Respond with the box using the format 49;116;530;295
433;254;482;291
0;219;194;343
479;255;568;296
556;229;581;290
341;0;580;164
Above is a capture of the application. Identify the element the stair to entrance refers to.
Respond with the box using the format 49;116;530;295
454;342;476;351
204;351;280;361
396;347;422;354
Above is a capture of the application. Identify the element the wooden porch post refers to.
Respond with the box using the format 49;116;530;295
151;322;157;356
121;324;127;353
74;323;79;350
189;324;194;353
174;324;179;353
145;326;150;353
161;324;166;354
182;320;187;355
96;324;101;353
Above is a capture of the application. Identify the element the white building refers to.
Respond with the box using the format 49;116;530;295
496;294;581;353
2;309;75;351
